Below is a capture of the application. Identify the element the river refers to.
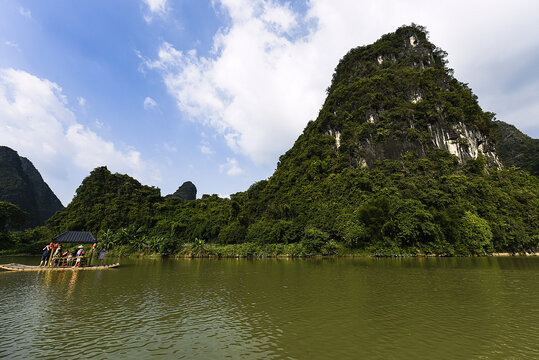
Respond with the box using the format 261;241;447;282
1;256;538;359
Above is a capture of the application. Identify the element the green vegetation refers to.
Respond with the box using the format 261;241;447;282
2;25;538;257
492;120;539;175
0;201;27;250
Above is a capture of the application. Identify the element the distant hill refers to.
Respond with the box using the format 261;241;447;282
165;181;197;201
0;146;64;227
493;121;539;175
47;166;161;233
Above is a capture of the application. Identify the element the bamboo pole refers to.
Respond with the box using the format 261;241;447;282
88;243;97;267
47;243;55;267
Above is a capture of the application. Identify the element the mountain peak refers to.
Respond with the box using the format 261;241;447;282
165;181;197;201
328;24;446;92
0;146;63;227
291;24;501;171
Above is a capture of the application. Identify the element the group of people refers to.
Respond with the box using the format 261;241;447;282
39;243;106;267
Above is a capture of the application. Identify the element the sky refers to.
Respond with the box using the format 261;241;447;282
1;0;538;205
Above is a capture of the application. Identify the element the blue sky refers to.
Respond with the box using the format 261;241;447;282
1;0;539;205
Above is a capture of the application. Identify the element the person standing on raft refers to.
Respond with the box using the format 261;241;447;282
39;244;51;266
51;244;63;267
74;245;85;267
98;247;106;266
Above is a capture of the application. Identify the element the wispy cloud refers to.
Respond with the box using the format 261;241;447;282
200;144;215;155
144;96;157;110
77;96;86;107
19;7;32;19
4;41;21;51
163;142;177;152
219;157;244;176
142;0;168;23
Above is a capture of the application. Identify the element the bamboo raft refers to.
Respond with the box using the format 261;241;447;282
0;263;120;271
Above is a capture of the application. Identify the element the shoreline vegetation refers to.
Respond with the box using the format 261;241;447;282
1;242;537;259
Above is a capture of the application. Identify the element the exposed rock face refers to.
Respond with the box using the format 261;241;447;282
166;181;197;201
318;25;503;169
330;120;502;169
428;122;501;166
0;146;64;227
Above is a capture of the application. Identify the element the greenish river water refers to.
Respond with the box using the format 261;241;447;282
1;256;538;359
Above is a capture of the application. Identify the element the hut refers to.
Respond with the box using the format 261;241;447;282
52;231;98;266
52;231;97;244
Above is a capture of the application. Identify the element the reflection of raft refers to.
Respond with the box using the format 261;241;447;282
0;263;120;271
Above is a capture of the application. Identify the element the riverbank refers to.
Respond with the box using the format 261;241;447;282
7;245;536;259
2;242;537;258
99;242;539;258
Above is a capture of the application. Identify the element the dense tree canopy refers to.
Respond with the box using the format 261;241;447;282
0;202;27;232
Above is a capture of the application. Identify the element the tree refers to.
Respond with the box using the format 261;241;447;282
301;226;330;254
386;199;442;249
456;211;493;255
0;202;27;232
0;202;28;250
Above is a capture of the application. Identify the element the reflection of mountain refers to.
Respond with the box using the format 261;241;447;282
0;146;63;227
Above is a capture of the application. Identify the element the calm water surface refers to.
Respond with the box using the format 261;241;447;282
1;256;538;359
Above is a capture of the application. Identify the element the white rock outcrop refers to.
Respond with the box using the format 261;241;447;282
326;129;342;149
428;122;502;167
411;94;422;104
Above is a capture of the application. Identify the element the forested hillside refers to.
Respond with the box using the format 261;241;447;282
492;120;539;175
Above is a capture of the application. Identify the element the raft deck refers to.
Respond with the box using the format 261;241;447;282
0;263;120;271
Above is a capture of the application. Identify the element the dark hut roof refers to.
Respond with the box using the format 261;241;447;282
53;231;97;244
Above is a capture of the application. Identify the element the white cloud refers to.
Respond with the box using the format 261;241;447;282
4;41;21;51
77;96;86;107
144;96;157;110
148;0;539;167
261;2;297;33
144;0;167;13
19;7;32;19
163;142;177;152
145;1;322;165
200;144;215;155
219;157;244;176
0;68;156;204
142;0;168;23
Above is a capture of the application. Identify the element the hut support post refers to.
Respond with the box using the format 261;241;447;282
88;246;95;266
47;243;55;267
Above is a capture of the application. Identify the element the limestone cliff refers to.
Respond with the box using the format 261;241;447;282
0;146;64;227
312;24;501;169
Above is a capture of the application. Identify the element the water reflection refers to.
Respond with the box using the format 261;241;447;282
1;256;538;359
